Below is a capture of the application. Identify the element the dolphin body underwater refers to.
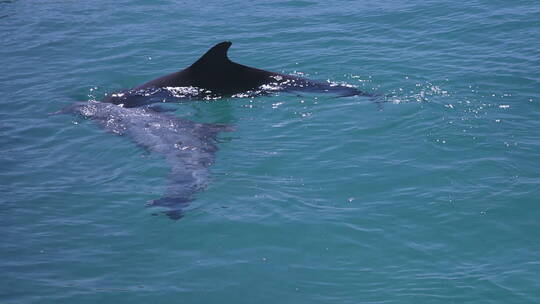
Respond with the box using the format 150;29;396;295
66;41;367;219
64;101;231;219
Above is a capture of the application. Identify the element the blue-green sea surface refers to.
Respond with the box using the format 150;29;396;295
1;0;539;303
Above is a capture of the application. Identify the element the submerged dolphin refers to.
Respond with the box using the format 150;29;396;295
65;101;232;219
105;41;368;106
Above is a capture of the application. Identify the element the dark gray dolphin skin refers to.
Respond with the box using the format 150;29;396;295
64;101;232;219
105;41;368;106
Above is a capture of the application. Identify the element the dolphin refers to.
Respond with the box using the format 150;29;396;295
60;42;365;218
64;101;232;219
105;41;368;106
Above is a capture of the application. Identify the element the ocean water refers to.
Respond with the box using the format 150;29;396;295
1;0;539;303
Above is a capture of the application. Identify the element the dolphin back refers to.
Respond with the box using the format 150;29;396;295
115;41;370;104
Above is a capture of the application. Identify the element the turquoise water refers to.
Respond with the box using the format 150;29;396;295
2;0;540;302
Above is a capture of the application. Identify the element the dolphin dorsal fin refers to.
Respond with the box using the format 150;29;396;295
190;41;232;68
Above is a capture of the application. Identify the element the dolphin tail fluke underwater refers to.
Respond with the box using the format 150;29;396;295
62;101;232;220
150;122;233;220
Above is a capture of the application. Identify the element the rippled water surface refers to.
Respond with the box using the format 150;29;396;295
1;1;539;303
